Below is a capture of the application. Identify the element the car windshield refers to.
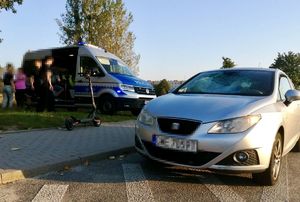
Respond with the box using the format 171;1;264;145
175;70;274;96
96;56;134;76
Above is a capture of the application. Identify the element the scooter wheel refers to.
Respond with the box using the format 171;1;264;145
65;118;74;131
93;117;101;127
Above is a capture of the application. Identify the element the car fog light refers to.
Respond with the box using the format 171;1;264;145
234;151;249;163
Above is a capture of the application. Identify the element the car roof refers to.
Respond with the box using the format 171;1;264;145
201;67;285;74
208;67;276;72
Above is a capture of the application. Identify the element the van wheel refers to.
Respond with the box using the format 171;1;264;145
252;133;282;186
99;95;115;115
292;139;300;152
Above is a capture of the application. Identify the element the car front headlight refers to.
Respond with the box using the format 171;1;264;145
120;84;135;92
138;109;155;126
208;115;261;134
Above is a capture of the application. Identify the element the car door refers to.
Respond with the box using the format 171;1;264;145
75;56;104;94
278;75;300;149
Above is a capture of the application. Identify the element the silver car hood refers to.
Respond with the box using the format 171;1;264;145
145;93;273;123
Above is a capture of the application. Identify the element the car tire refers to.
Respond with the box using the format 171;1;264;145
99;95;116;115
292;139;300;152
252;133;283;186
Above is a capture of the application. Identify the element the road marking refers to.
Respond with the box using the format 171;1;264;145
32;184;68;202
122;163;155;202
260;157;289;202
200;174;246;202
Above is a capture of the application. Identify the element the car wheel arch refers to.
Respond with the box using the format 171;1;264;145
266;126;284;166
253;131;283;185
277;126;285;148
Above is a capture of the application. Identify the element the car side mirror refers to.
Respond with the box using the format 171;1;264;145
285;89;300;103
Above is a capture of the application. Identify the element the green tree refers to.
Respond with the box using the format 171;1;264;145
155;79;171;96
0;0;23;43
0;0;23;12
56;0;83;45
57;0;140;74
0;65;3;78
270;51;300;88
221;57;236;69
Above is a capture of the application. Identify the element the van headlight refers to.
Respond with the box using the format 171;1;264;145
138;109;155;126
120;84;135;92
208;115;261;134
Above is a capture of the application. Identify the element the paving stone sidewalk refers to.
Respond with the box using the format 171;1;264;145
0;121;135;184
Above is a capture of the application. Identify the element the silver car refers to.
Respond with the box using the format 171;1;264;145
135;68;300;185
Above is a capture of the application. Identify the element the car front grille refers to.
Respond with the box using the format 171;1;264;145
142;141;220;166
157;118;201;135
216;150;259;166
134;87;156;95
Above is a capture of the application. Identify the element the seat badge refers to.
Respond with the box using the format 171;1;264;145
171;123;180;130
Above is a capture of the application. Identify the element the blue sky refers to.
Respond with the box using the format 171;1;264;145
1;0;300;80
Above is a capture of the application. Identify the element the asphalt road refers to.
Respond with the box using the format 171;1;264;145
0;152;299;202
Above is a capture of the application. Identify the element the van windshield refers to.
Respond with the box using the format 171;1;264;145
97;57;134;76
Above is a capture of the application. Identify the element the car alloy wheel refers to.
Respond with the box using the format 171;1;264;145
272;137;282;181
253;133;282;186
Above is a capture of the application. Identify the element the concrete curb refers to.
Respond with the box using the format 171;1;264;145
0;146;135;185
0;120;136;135
0;127;61;135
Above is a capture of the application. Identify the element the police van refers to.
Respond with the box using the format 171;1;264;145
22;43;156;115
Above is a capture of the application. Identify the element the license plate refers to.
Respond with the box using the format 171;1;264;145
153;135;197;152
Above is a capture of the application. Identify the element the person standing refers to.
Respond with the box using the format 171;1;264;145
38;56;55;112
14;67;26;108
2;64;15;109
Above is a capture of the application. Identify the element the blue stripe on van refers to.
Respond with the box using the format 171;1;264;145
74;86;127;96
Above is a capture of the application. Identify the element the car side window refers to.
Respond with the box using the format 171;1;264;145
278;76;292;101
80;56;104;77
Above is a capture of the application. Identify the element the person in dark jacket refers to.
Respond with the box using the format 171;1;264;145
2;64;15;109
37;56;55;112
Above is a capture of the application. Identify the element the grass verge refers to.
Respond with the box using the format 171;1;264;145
0;109;136;131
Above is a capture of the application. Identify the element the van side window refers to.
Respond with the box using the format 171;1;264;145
80;56;104;77
278;76;292;101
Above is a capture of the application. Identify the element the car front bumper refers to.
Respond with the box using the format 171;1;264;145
135;113;281;173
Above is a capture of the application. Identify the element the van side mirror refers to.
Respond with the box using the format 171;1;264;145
285;89;300;103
